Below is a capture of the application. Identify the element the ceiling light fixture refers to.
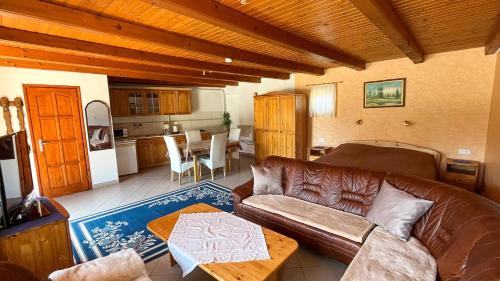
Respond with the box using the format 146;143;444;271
240;0;248;4
225;57;233;63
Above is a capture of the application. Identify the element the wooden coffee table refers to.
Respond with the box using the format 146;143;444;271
147;203;298;281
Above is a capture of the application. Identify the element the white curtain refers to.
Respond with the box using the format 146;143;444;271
309;83;337;117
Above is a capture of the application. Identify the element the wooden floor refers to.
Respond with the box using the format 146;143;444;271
56;156;348;281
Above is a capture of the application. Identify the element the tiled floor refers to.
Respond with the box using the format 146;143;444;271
56;156;348;281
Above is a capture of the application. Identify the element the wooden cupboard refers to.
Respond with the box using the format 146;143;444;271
254;93;307;163
136;132;210;169
109;88;191;117
0;198;72;280
160;90;192;115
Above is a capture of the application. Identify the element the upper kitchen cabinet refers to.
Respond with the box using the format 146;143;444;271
160;90;177;115
109;89;130;117
160;90;192;115
176;90;192;114
110;88;192;116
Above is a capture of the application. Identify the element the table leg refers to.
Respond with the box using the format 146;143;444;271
266;270;278;281
193;155;200;182
168;252;177;267
227;148;232;174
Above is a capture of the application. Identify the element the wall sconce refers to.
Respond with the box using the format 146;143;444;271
403;120;412;127
355;119;363;126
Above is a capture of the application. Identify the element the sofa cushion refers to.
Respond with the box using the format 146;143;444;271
251;165;283;195
49;248;151;281
243;195;375;243
341;227;437;281
366;180;433;241
263;156;386;216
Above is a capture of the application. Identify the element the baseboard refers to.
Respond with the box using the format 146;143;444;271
92;179;119;189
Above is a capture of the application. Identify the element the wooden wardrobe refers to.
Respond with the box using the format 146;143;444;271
254;92;307;163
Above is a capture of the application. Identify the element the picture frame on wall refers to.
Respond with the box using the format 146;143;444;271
364;78;406;108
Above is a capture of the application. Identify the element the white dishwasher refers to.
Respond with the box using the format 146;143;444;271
115;140;138;176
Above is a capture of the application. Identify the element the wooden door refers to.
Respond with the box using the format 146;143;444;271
161;91;176;114
109;90;129;117
176;90;192;114
254;97;266;130
267;97;280;131
265;131;281;158
280;96;296;133
25;85;90;197
254;129;266;163
280;132;296;158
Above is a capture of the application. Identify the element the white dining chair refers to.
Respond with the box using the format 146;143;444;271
185;130;202;143
199;133;227;180
227;128;242;170
164;136;194;186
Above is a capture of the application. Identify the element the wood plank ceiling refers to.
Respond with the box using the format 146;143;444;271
0;0;498;87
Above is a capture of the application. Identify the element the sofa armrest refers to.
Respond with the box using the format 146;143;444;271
232;179;254;205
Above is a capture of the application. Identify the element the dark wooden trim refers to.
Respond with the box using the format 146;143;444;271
363;78;406;108
23;85;92;196
0;0;324;75
0;45;259;83
350;0;424;63
0;27;289;79
485;15;500;55
1;58;233;87
142;0;365;71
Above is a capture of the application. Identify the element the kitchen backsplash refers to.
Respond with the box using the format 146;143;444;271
113;111;225;137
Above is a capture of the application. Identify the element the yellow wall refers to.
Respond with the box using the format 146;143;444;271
296;48;497;178
484;55;500;202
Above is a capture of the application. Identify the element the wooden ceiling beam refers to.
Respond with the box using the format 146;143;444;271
0;0;324;75
349;0;424;63
108;77;204;87
0;27;289;80
485;16;500;55
140;0;366;71
0;45;246;84
0;57;234;87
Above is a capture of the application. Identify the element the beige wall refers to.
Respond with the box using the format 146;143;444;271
484;55;500;202
296;48;497;175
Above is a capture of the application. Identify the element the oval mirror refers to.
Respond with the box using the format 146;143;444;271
85;101;113;151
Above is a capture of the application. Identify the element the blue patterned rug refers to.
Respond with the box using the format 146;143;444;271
69;181;233;264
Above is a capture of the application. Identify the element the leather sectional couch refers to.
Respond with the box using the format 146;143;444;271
232;156;500;281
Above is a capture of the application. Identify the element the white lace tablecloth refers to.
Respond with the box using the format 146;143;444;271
167;212;271;276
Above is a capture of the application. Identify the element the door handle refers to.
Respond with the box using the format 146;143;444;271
38;139;46;152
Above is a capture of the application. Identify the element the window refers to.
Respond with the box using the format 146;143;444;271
309;84;337;117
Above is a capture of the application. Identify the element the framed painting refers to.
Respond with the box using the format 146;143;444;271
364;78;406;108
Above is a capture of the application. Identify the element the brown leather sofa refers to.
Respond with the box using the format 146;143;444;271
232;156;500;281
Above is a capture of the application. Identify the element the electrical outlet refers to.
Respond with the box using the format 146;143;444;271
458;148;471;155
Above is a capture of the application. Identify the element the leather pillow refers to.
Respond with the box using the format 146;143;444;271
366;180;434;241
251;165;283;195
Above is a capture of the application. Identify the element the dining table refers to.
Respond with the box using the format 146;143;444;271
178;140;240;182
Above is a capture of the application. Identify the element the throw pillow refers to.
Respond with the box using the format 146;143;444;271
251;165;283;195
366;180;434;241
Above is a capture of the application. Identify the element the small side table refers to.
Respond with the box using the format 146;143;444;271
309;146;333;161
444;158;480;193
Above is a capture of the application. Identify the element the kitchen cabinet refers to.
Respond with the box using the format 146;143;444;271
160;90;192;115
109;88;191;116
136;137;169;169
109;89;130;117
135;132;210;169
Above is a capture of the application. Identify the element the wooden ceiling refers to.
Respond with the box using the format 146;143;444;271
0;0;498;87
